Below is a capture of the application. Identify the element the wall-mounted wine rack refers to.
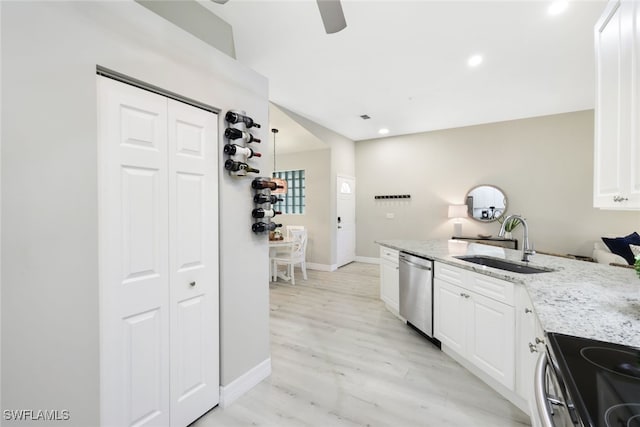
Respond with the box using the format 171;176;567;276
374;194;411;199
251;177;284;234
223;110;262;177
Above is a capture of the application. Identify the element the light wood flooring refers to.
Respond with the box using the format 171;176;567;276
195;262;530;427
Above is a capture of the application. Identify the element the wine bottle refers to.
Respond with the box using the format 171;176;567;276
252;221;282;233
224;159;259;174
251;177;284;190
251;208;282;219
224;127;261;143
223;144;262;158
225;111;261;129
253;194;284;204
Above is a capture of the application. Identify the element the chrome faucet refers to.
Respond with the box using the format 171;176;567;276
499;214;535;262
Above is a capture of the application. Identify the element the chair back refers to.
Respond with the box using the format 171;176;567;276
286;225;305;239
289;229;307;260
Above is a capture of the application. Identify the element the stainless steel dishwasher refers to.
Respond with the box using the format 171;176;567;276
399;252;434;338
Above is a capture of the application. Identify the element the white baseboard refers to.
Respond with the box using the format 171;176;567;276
306;259;379;270
219;357;271;408
355;256;379;264
305;262;337;272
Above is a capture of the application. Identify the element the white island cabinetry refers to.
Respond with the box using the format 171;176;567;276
434;262;515;390
379;246;400;315
515;288;545;427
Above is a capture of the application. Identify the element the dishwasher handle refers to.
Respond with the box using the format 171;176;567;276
400;258;432;271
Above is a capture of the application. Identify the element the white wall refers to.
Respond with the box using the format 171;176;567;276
1;2;269;425
275;149;332;266
355;110;640;258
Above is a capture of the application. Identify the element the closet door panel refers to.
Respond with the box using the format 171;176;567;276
98;76;170;427
168;99;220;426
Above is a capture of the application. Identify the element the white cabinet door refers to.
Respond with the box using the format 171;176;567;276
99;77;171;427
99;77;220;426
435;263;516;389
516;288;545;424
380;259;399;312
594;0;640;209
168;100;220;426
379;247;399;313
434;278;466;354
467;291;515;389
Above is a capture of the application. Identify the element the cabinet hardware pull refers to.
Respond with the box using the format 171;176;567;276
459;292;470;298
529;342;538;353
524;308;533;313
535;337;545;345
613;195;629;202
189;281;196;287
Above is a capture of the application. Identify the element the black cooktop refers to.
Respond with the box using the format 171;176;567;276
547;333;640;427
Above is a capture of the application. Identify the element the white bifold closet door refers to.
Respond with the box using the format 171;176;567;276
98;76;219;427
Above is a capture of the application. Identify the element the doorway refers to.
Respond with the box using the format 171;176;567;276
98;75;219;426
336;174;356;268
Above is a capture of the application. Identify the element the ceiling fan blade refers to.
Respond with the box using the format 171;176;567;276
210;0;230;4
316;0;347;34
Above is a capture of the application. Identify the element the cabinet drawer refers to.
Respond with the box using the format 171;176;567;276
435;262;465;286
379;246;399;264
467;273;514;306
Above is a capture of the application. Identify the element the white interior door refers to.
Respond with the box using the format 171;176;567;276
168;99;219;426
336;175;356;268
99;76;219;427
99;77;171;427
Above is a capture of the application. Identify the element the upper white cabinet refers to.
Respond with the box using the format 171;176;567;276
594;0;640;209
379;246;400;315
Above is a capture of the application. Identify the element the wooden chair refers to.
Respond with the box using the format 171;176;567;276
271;229;308;285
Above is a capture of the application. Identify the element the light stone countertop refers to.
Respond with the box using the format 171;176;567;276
377;239;640;348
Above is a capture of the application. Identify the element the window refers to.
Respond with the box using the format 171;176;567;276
273;169;305;214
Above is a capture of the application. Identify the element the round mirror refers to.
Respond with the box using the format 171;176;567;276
465;185;507;222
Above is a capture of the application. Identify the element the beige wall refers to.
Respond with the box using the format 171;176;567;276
275;106;356;266
275;149;332;266
355;110;640;258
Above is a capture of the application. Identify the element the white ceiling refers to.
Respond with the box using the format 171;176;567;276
203;0;607;142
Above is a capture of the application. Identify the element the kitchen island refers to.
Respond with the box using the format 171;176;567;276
377;239;640;349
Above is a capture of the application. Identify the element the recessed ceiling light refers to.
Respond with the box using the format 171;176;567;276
378;128;389;135
468;54;483;67
548;1;568;15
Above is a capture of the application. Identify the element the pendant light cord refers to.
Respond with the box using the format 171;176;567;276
272;128;279;175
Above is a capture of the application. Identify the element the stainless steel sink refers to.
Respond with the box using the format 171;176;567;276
454;255;553;274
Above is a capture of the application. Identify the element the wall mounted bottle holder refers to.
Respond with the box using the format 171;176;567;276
224;109;261;177
374;194;411;199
